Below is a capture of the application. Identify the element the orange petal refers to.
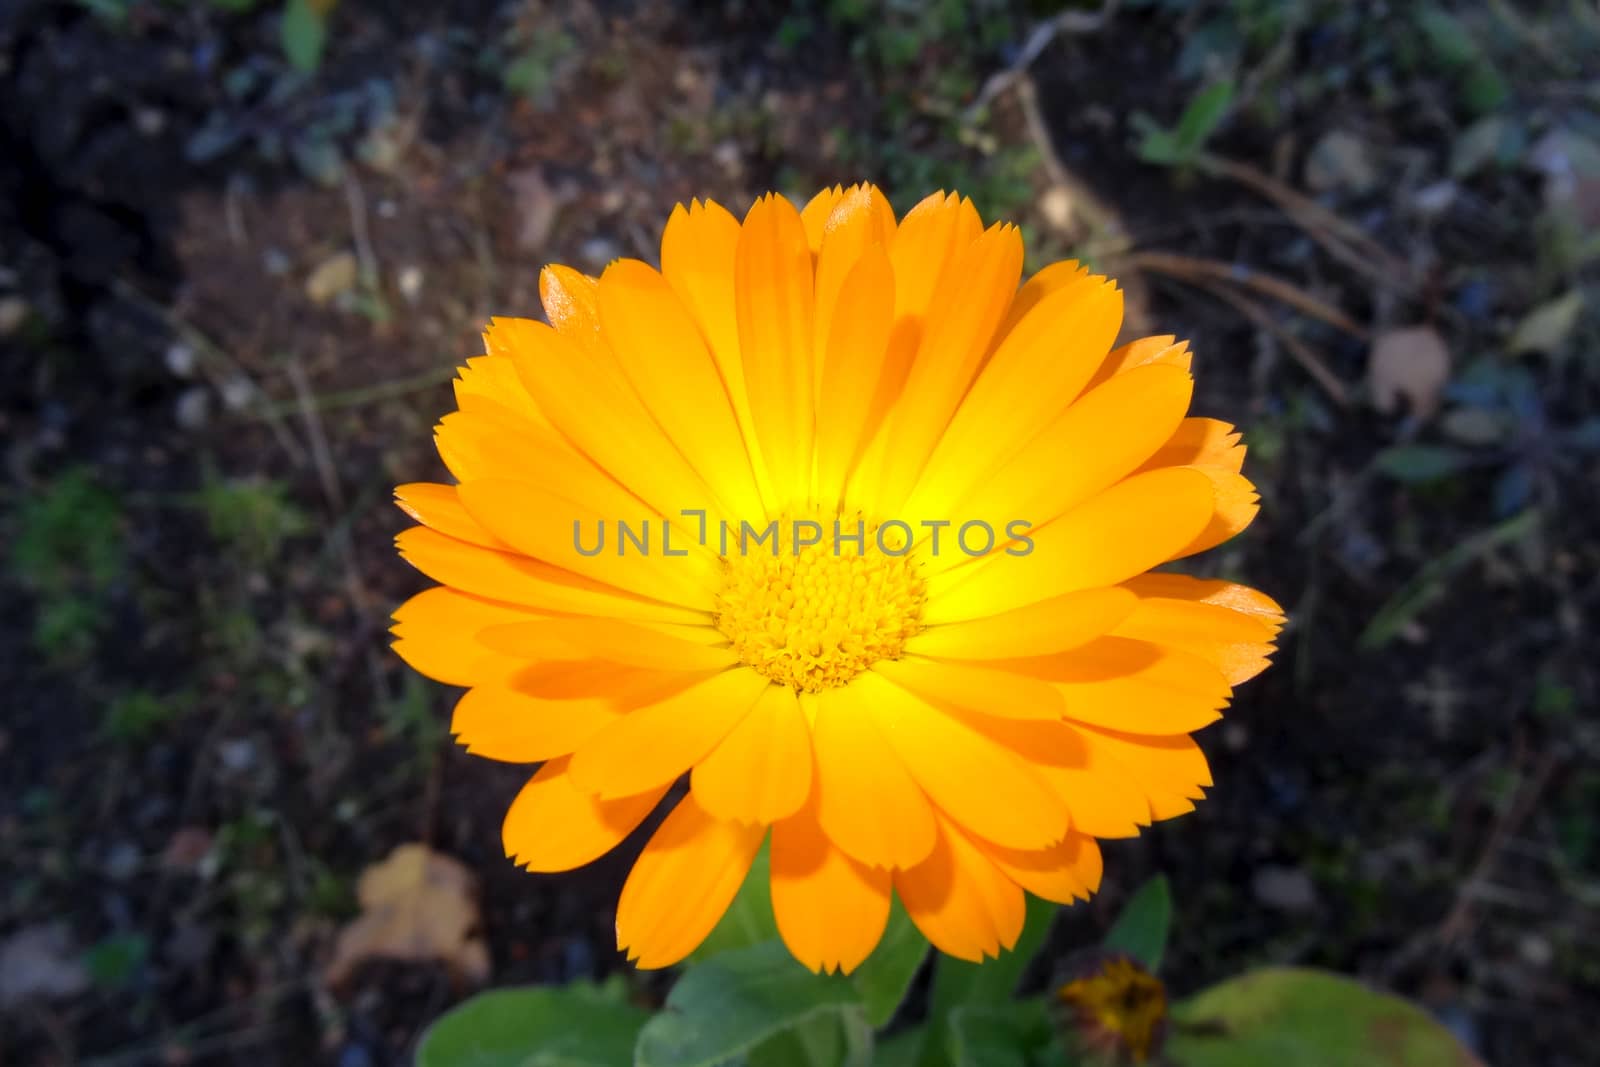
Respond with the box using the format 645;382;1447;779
692;684;813;824
870;657;1064;720
475;617;736;672
935;363;1194;570
1086;335;1190;391
856;672;1069;849
1170;468;1260;558
814;246;896;505
538;266;607;356
1139;417;1247;474
877;223;1023;511
736;194;816;509
1123;574;1284;621
976;832;1103;905
458;479;719;609
452;686;626;762
812;683;937;869
660;200;776;511
598;259;766;521
395;483;507;550
616;795;767;968
992;637;1232;735
397;526;711;625
390;586;542;686
503;317;732;530
568;668;770;799
992;259;1090;342
770;784;892;974
895;817;1026;962
1067;724;1212;822
1113;579;1283;686
812;183;897;372
452;353;549;429
924;468;1215;624
800;184;847;251
502;756;667;872
904;587;1138;660
906;275;1121;520
961;715;1151;838
889;192;983;321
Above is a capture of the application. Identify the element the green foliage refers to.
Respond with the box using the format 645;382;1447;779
1360;509;1541;649
200;475;309;566
1413;7;1508;115
1103;875;1173;971
84;933;149;989
947;1001;1057;1067
281;0;330;73
688;843;777;962
502;30;580;105
1133;81;1236;167
1167;967;1482;1066
634;941;869;1067
415;869;1486;1067
416;978;649;1067
103;689;185;742
812;0;1035;222
1372;445;1475;484
920;895;1058;1066
9;468;125;661
851;901;929;1027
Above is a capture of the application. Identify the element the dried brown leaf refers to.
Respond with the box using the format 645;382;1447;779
324;843;489;988
1369;326;1451;418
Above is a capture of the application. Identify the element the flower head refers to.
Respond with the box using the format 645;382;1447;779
392;185;1282;974
1057;951;1169;1063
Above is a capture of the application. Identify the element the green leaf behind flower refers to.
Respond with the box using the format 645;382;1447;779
415;979;648;1067
1103;875;1172;971
1168;967;1484;1067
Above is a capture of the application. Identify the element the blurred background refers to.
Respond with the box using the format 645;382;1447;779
2;0;1597;1064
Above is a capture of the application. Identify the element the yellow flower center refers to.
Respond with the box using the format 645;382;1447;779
714;510;926;693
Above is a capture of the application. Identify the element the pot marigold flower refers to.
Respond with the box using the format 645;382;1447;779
1057;952;1169;1063
391;185;1283;974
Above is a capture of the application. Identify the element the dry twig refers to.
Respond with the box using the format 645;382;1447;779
1191;278;1353;407
1127;250;1370;340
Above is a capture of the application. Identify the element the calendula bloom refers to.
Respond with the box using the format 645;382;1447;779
392;184;1282;974
1057;952;1169;1063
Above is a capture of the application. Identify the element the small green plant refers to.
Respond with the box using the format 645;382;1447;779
502;30;579;104
199;475;309;567
1132;80;1237;168
281;0;335;73
103;689;186;743
9;468;126;661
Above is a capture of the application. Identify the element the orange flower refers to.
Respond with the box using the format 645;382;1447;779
391;185;1282;974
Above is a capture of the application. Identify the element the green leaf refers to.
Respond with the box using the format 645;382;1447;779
635;940;867;1067
688;840;777;962
1508;290;1585;357
876;1028;929;1067
851;899;930;1026
1167;967;1484;1067
415;980;649;1067
1173;81;1235;155
1359;509;1540;649
948;1001;1061;1067
1416;8;1480;68
281;0;328;73
919;895;1059;1066
1103;875;1172;971
1372;445;1474;483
